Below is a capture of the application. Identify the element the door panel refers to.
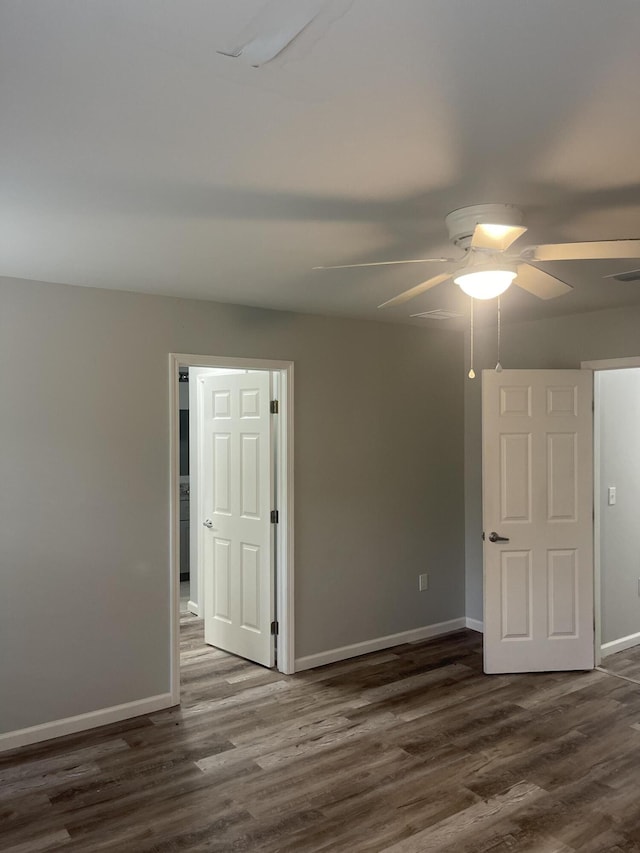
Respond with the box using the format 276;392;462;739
213;434;231;514
213;538;231;622
547;433;576;520
240;543;261;631
547;550;577;637
500;433;531;521
201;371;274;667
240;434;261;518
483;369;593;673
500;550;532;639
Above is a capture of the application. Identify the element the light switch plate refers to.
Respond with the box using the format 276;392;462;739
608;486;616;506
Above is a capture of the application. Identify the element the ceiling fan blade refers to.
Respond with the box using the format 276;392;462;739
471;224;528;252
313;257;452;271
217;0;326;67
515;263;573;300
603;267;640;282
530;239;640;262
378;273;451;309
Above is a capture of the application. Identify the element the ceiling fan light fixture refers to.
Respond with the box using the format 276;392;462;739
481;224;515;240
454;267;516;300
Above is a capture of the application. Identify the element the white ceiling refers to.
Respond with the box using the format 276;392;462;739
3;0;640;328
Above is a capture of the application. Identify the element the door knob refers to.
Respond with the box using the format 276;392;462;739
488;531;510;543
202;518;216;530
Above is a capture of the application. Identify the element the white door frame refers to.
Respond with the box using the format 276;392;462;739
582;356;640;666
168;353;295;703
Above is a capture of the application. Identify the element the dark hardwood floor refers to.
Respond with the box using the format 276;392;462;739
600;645;640;684
3;617;640;852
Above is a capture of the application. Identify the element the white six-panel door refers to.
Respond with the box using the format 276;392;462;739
201;372;274;668
482;369;594;673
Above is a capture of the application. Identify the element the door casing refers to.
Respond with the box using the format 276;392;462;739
168;353;295;704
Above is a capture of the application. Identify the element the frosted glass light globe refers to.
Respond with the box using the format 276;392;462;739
454;269;516;299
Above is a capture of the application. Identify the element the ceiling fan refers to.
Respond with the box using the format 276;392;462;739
314;203;640;308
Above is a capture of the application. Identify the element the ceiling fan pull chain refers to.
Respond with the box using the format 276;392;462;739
468;296;476;379
495;295;503;372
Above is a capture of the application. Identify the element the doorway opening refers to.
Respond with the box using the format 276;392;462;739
168;354;295;705
586;357;640;671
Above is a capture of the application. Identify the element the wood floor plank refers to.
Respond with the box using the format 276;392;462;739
241;747;418;823
3;829;71;853
600;646;640;684
380;781;546;852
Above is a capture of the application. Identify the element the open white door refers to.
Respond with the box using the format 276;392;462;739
482;369;594;673
200;371;275;668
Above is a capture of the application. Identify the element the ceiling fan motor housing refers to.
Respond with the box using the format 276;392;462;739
445;204;524;249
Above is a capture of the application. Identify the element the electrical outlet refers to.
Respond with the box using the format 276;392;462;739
419;573;429;592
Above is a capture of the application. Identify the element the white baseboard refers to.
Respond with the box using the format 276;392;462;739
187;600;200;616
0;693;175;754
294;617;467;672
601;630;640;658
466;617;484;633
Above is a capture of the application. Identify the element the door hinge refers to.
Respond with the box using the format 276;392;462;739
270;400;279;414
271;510;279;524
271;620;279;635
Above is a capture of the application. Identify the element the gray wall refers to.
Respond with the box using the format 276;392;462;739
598;368;640;645
465;303;640;622
0;276;465;735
